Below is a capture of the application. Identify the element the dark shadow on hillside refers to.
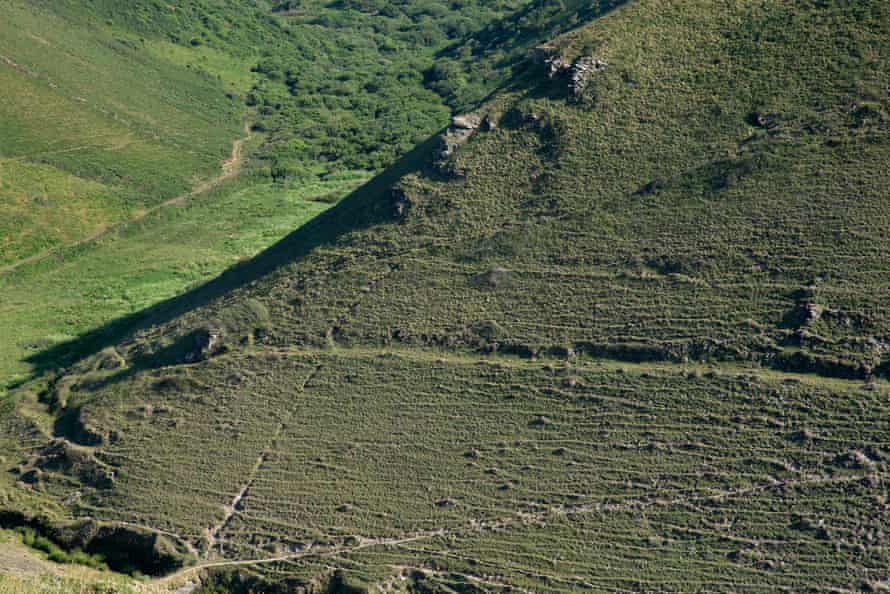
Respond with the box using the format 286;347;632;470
427;0;628;111
23;133;444;378
436;0;627;64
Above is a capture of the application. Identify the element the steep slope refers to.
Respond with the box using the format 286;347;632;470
80;0;890;381
0;1;243;266
0;0;534;389
3;0;890;592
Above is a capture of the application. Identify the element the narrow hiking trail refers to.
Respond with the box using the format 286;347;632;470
156;470;875;590
204;363;323;558
0;119;252;278
148;344;887;589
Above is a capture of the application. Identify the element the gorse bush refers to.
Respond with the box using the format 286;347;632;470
40;0;528;181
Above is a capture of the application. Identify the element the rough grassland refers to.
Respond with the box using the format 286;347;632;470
0;0;242;264
2;0;889;592
94;0;890;380
0;175;360;389
11;349;890;592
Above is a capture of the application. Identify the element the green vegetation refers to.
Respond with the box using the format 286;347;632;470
0;174;360;388
240;0;529;176
37;0;529;179
429;0;626;109
0;0;539;391
14;528;105;570
2;0;890;592
0;1;243;264
0;528;157;594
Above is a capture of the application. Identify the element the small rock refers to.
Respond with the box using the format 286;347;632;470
451;114;481;130
390;188;411;218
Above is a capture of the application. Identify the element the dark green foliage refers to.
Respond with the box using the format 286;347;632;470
15;527;107;570
41;0;528;180
246;0;527;176
429;0;626;109
3;0;890;592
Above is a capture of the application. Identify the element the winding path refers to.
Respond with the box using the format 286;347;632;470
0;119;252;278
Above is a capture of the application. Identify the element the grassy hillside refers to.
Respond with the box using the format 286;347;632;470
2;0;890;592
0;173;362;388
0;1;243;265
0;0;533;390
57;0;889;384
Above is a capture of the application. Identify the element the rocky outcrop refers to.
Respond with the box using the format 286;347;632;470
184;326;224;363
532;45;607;98
567;56;608;97
438;113;482;159
531;44;559;66
390;187;412;218
22;439;115;489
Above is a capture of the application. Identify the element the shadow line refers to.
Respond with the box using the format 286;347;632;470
22;134;444;379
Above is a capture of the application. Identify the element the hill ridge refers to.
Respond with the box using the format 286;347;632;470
3;1;890;592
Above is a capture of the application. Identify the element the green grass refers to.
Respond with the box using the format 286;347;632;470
0;174;360;390
14;528;105;570
153;0;886;378
0;0;242;265
143;41;258;95
2;0;890;592
0;160;126;266
12;347;890;592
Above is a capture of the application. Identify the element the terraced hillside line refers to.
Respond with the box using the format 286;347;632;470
0;118;253;278
0;53;39;78
205;362;323;558
388;564;539;594
273;342;874;393
206;450;268;557
161;529;448;587
158;469;875;588
149;344;889;589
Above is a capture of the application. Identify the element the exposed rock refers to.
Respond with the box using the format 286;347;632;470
750;112;780;129
540;52;608;97
185;326;223;363
32;439;115;489
451;114;481;130
529;415;551;427
95;347;126;371
531;44;559;65
835;450;874;469
790;428;815;443
804;303;824;324
473;267;513;288
567;56;608;97
438;113;482;159
545;55;569;78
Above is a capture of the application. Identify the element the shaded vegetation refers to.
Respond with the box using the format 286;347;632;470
2;0;890;592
